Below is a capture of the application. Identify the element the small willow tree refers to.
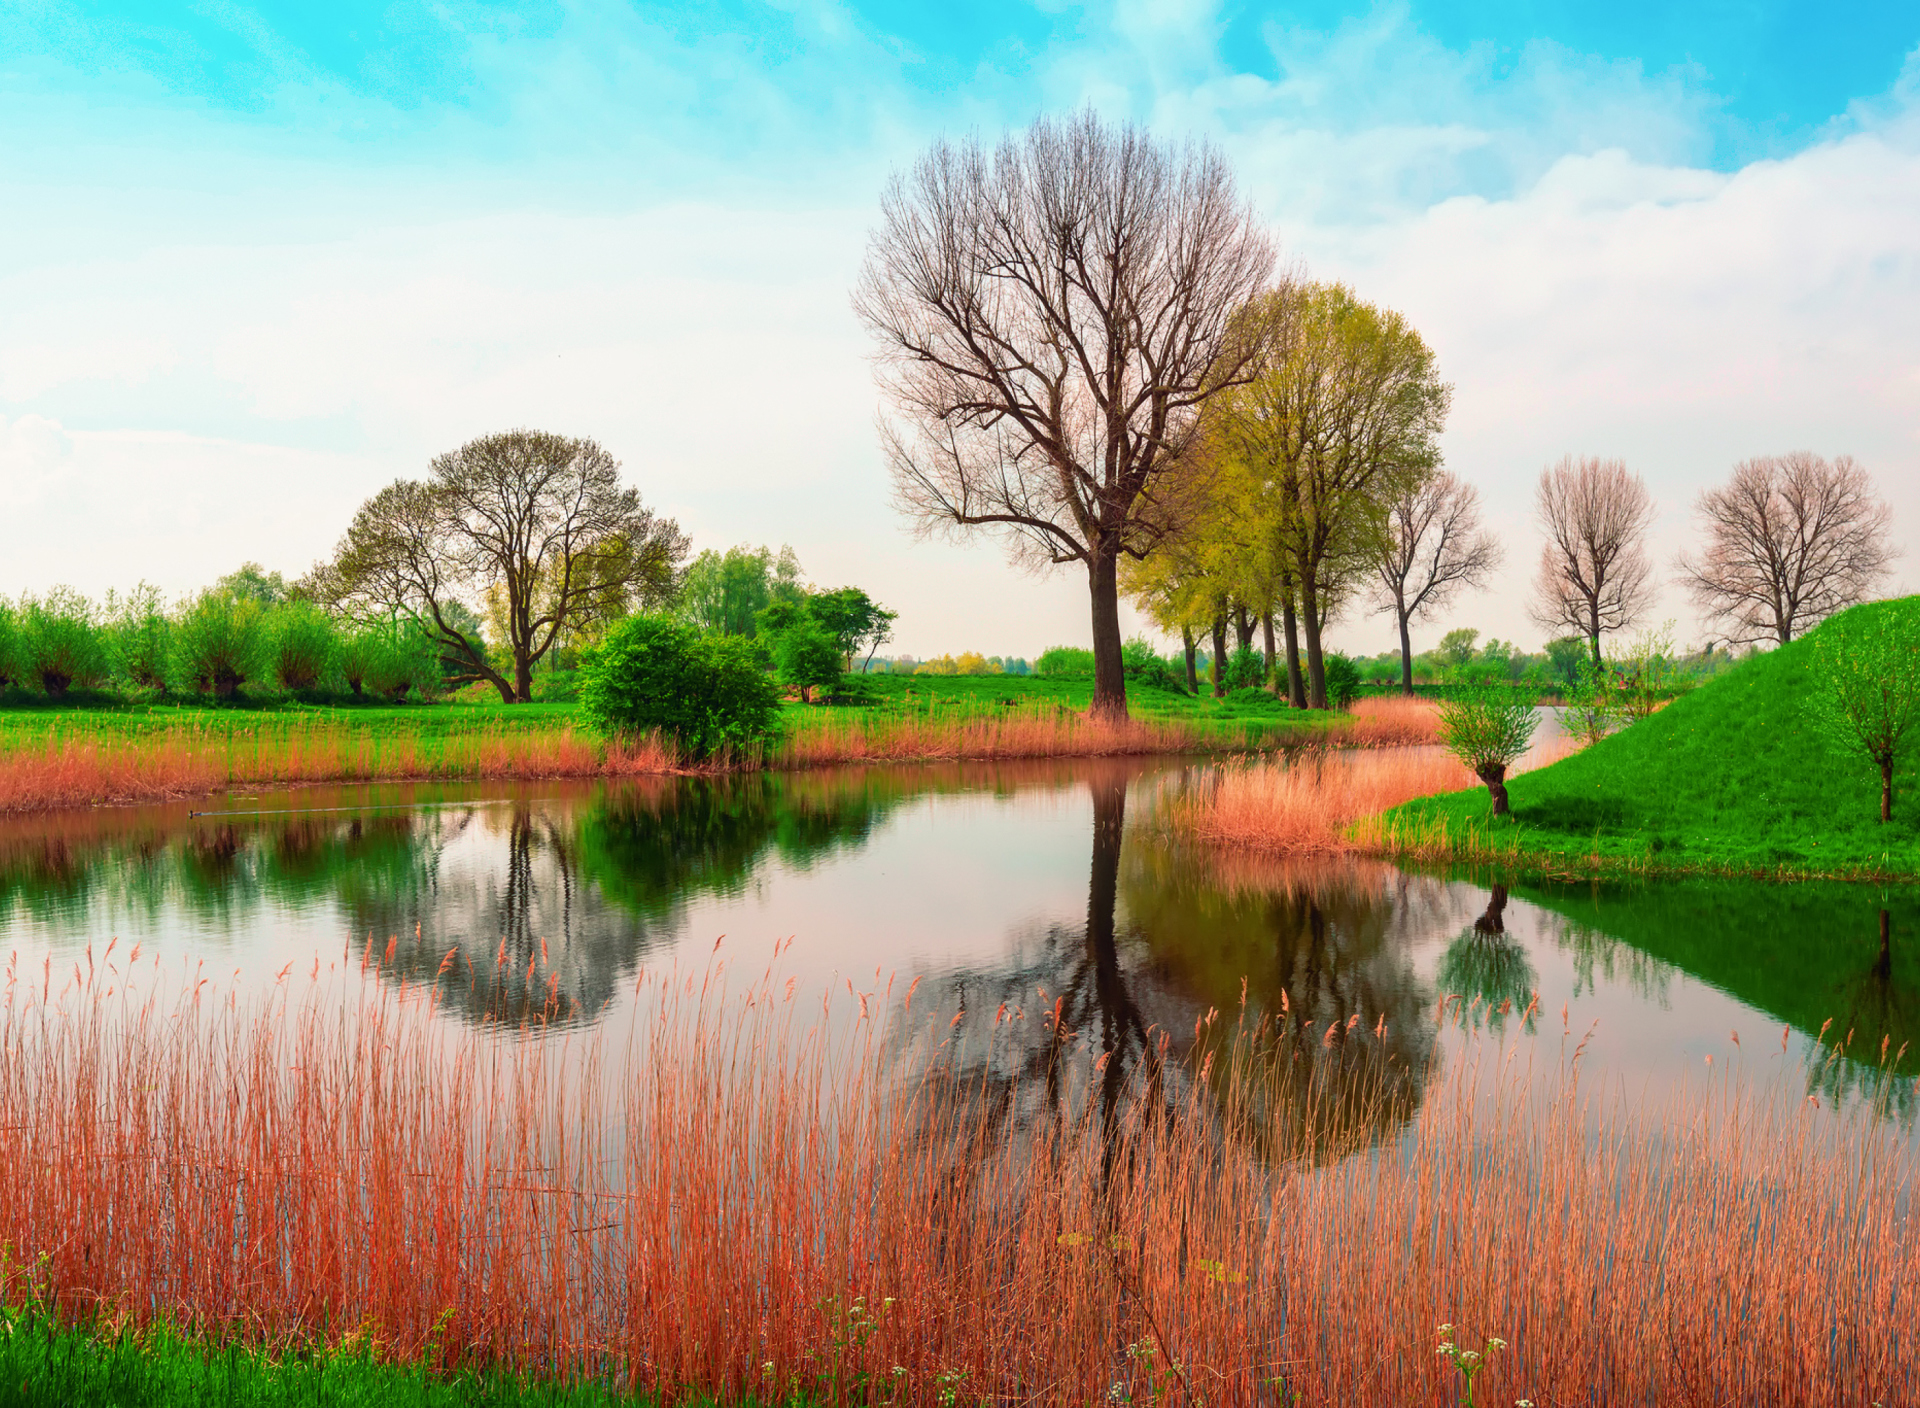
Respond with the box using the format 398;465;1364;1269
1437;689;1539;816
1810;607;1920;823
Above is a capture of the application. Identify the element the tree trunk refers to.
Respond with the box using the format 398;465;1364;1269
1281;599;1306;709
1883;757;1894;823
1299;569;1328;710
1087;549;1128;720
1473;884;1509;935
1261;613;1278;693
1478;762;1511;816
514;654;534;704
1210;616;1228;698
1398;607;1415;696
1181;625;1198;695
1233;607;1253;652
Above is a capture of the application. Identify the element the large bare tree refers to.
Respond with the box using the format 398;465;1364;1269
1529;456;1656;668
854;110;1276;719
1677;452;1897;646
320;429;687;702
1372;469;1501;695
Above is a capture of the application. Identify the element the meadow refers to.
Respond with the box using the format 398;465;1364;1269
0;952;1910;1407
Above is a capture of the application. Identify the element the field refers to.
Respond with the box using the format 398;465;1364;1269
0;955;1910;1406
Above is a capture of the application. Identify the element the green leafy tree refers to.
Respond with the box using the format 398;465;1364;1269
1435;628;1480;675
174;591;269;699
362;624;441;702
581;615;783;760
1544;636;1587;688
807;587;897;670
0;603;18;688
1437;687;1539;816
103;585;171;691
775;622;844;704
677;545;803;636
1810;609;1920;823
266;602;340;692
19;588;108;699
1563;656;1621;747
214;562;290;605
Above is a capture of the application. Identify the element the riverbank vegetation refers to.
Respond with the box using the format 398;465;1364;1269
0;958;1910;1406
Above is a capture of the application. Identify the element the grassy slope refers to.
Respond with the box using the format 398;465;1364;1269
1387;597;1920;878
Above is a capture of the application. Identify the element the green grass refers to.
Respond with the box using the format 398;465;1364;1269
1384;597;1920;879
0;1314;670;1408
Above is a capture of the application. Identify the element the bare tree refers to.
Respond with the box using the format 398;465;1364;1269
854;109;1277;720
1677;452;1897;646
1372;469;1501;695
319;429;688;702
1529;456;1656;668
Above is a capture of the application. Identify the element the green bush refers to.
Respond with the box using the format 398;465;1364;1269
1225;644;1265;691
1323;651;1360;709
19;588;108;699
0;602;21;689
173;591;269;699
1035;646;1096;678
104;584;172;691
581;615;783;760
1437;687;1539;816
266;601;340;692
775;621;844;704
1121;637;1183;692
365;626;442;702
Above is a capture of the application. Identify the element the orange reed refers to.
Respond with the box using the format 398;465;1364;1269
0;952;1910;1404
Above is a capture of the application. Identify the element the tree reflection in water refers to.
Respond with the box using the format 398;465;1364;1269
1433;884;1540;1032
897;766;1442;1179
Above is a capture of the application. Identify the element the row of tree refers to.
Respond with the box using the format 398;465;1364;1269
855;109;1901;717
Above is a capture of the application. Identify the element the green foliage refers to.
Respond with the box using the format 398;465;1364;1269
677;544;802;636
0;603;16;688
1808;606;1920;822
1121;637;1183;692
1544;636;1588;687
581;615;783;759
775;621;845;704
362;625;442;702
1437;687;1538;813
1323;651;1360;709
18;588;108;699
1036;646;1096;678
103;585;171;692
806;586;897;668
173;592;269;698
1224;644;1265;691
212;560;290;605
266;602;340;692
1390;596;1920;875
1435;628;1479;670
1563;655;1621;747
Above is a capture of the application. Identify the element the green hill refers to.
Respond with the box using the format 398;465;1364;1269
1386;596;1920;878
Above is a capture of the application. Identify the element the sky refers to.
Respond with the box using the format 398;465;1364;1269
2;1;1917;661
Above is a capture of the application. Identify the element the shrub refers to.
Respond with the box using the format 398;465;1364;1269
173;592;268;699
1035;646;1096;678
1436;688;1539;816
0;602;20;689
1225;644;1265;691
1323;652;1360;709
266;602;339;692
337;629;381;698
581;615;783;760
1808;607;1920;823
19;588;108;699
1121;637;1182;692
775;621;844;704
363;626;442;702
104;585;172;692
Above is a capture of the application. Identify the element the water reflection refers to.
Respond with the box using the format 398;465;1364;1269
0;766;1913;1110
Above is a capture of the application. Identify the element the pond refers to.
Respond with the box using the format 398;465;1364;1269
2;759;1915;1132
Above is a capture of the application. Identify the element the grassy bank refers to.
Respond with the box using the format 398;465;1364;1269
0;958;1911;1406
0;686;1433;813
1373;598;1920;880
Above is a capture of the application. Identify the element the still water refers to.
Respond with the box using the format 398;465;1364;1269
1;760;1914;1122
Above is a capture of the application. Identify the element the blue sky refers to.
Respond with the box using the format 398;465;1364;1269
2;2;1917;655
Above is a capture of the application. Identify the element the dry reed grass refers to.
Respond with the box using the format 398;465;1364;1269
0;725;683;813
1340;695;1443;746
0;950;1911;1405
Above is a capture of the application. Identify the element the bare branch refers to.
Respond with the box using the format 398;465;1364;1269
1372;469;1501;693
1528;456;1656;666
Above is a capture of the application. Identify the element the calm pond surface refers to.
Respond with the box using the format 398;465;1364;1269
2;759;1915;1126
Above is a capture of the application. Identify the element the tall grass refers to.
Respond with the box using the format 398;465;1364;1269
1174;734;1582;855
1342;694;1444;746
1;950;1912;1405
772;703;1277;769
0;723;681;812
